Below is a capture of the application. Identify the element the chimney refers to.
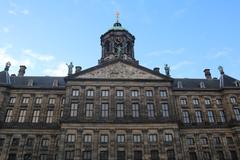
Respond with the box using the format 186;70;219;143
153;67;160;73
75;66;82;73
18;65;27;77
204;69;212;80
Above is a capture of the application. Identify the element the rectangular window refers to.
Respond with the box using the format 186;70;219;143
5;109;13;122
60;110;64;117
41;139;49;147
189;152;197;160
100;151;108;160
216;99;222;105
200;137;208;145
147;103;155;118
18;109;26;123
162;103;169;117
230;151;238;160
70;103;78;117
32;110;40;123
8;154;17;160
219;110;226;123
134;151;142;160
0;138;5;146
40;154;48;160
226;137;234;145
117;134;125;143
86;90;94;97
100;134;108;144
132;103;140;118
83;151;92;160
35;97;42;104
116;103;124;118
67;134;75;143
24;154;32;160
182;111;190;123
131;90;139;97
213;137;221;145
146;90;153;97
230;97;237;104
167;150;175;160
207;110;215;123
116;90;124;97
149;134;157;143
117;151;125;160
180;98;187;105
133;134;141;143
205;98;211;105
11;138;20;146
217;151;225;160
101;103;109;118
26;138;34;147
62;98;66;105
46;110;53;123
160;90;167;97
22;97;29;104
151;150;159;160
195;111;203;123
192;98;199;106
84;134;92;143
234;108;240;121
65;151;74;160
187;138;194;145
72;89;79;96
101;90;109;97
9;97;16;104
48;98;55;105
85;103;93;118
165;134;173;143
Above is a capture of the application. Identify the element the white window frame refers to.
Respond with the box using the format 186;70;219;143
84;134;92;143
162;103;169;117
116;90;124;97
146;90;153;97
70;103;78;117
160;90;167;97
72;89;79;96
101;103;109;118
22;97;29;104
32;110;40;123
5;109;13;122
101;90;109;97
48;98;55;105
46;110;53;123
9;97;16;104
116;103;124;118
35;97;42;104
131;90;139;97
18;110;26;123
147;103;155;118
85;103;93;118
132;103;139;118
207;110;215;123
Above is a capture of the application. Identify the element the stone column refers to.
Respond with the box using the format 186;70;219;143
58;129;66;160
92;129;99;159
75;129;83;160
126;129;132;160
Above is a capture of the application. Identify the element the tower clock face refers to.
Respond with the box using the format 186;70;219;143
115;36;123;44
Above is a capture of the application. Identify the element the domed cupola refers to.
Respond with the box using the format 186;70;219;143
99;12;137;64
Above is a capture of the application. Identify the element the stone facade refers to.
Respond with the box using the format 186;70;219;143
0;20;240;160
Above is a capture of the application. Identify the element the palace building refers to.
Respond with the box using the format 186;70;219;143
0;18;240;160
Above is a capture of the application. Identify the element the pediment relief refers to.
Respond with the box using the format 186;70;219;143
76;62;164;80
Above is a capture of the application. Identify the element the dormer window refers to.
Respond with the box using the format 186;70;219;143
27;79;33;86
177;81;183;88
235;81;240;87
200;82;205;88
52;79;58;87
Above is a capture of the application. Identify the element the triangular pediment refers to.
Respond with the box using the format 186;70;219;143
72;61;170;80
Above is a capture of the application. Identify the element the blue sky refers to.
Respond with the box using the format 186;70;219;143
0;0;239;79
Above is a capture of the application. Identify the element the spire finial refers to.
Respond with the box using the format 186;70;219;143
115;11;120;22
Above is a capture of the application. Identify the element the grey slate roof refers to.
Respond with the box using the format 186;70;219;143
0;72;65;88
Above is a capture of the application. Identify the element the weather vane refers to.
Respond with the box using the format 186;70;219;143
115;11;120;22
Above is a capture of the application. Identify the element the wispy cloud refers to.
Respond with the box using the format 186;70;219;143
172;60;193;71
207;48;232;59
147;48;186;57
22;49;55;62
43;62;68;76
0;27;10;33
0;45;32;69
8;2;30;16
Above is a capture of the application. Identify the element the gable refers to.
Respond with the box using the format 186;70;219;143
75;61;166;80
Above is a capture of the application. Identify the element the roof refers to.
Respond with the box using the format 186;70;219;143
173;74;239;90
0;75;65;89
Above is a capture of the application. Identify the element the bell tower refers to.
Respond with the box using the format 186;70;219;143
99;12;137;64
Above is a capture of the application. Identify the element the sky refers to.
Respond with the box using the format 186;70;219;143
0;0;239;79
